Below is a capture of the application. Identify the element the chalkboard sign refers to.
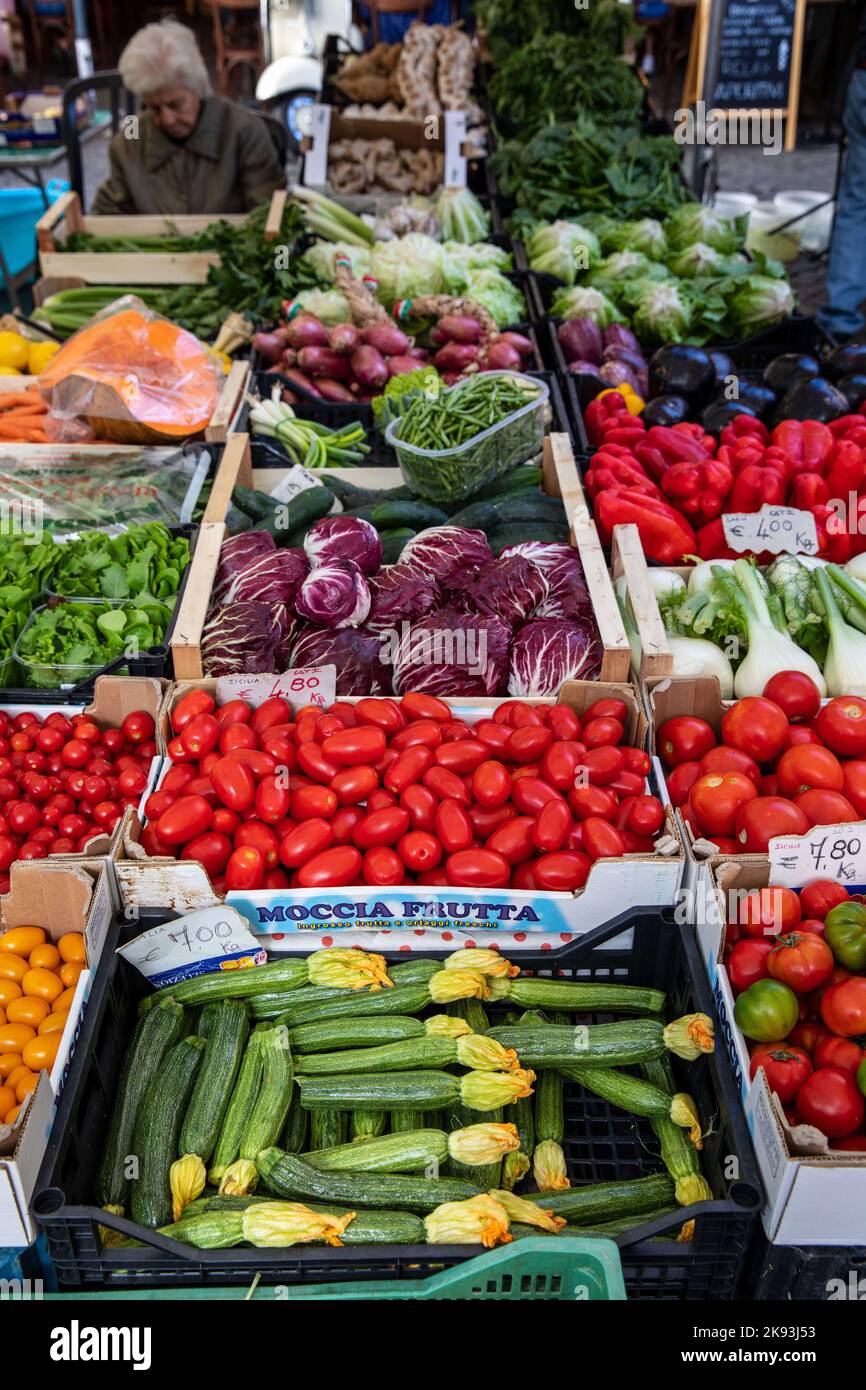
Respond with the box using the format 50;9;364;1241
710;0;796;107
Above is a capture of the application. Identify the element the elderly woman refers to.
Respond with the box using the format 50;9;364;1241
91;19;285;215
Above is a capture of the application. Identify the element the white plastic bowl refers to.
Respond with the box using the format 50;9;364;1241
773;190;834;252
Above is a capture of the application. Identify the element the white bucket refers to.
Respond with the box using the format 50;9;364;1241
746;202;801;261
773;190;834;252
713;191;759;221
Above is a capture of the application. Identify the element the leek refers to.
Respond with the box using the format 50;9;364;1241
814;568;866;697
715;560;826;697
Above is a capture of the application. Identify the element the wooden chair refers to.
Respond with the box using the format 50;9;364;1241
26;0;109;75
363;1;456;47
206;0;265;100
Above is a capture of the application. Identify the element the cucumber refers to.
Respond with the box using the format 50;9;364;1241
322;476;415;508
256;1148;481;1213
309;1109;346;1151
371;500;449;530
488;524;569;555
250;486;334;542
446;500;502;531
130;1036;206;1228
208;1026;265;1185
231;484;278;522
380;528;414;563
492;496;567;524
468;466;544;500
179;1000;249;1164
96;996;184;1208
280;1083;309;1153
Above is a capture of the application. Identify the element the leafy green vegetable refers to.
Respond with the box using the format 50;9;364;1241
16;597;174;689
488;32;643;134
526;221;601;284
372;367;442;433
476;0;633;64
50;523;191;601
550;285;624;328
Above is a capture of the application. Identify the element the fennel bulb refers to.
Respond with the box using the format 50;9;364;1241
667;636;734;698
648;569;686;602
815;569;866;697
845;554;866;584
615;577;642;676
687;559;737;597
720;561;826;698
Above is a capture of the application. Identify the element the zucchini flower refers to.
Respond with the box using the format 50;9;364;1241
460;1067;535;1110
444;948;519;979
425;1014;472;1039
674;1173;712;1206
219;1158;259;1197
532;1139;571;1192
456;1034;520;1072
447;1122;520;1166
677;1219;696;1243
423;1194;512;1248
670;1093;704;1147
242;1201;355;1248
170;1153;206;1223
429;967;491;1003
664;1014;714;1059
501;1150;531;1191
98;1205;127;1249
307;947;392;991
161;1212;245;1249
485;976;512;1002
491;1189;567;1234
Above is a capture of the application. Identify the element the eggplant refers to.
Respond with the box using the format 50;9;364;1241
642;394;690;427
602;345;649;397
735;378;777;420
600;359;641;395
762;352;821;394
566;360;604;379
558;317;602;366
825;342;866;381
837;373;866;409
648;344;715;404
701;399;757;433
603;323;643;358
707;348;736;385
774;376;849;424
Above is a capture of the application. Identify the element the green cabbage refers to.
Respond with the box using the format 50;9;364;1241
464;269;526;326
622;279;692;342
371;234;445;307
300;240;371;283
599;217;668;261
726;275;795;333
550;285;624;327
526;220;602;284
663;205;747;254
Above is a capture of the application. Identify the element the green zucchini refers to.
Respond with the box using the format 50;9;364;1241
160;1212;244;1249
444;1102;503;1188
390;1109;427;1133
280;981;431;1027
130;1036;206;1228
641;1055;712;1206
388;959;442;985
179;1000;249;1163
380;528;414;563
371;499;449;529
532;1011;570;1191
351;1109;388;1140
305;1204;424;1244
309;1109;346;1151
296;1036;458;1075
468;465;544;500
448;996;489;1034
239;1025;294;1163
280;1084;309;1153
96;995;184;1208
505;978;665;1014
298;1070;459;1113
559;1063;681;1124
208;1026;266;1186
489;1020;668;1068
289;1016;426;1053
526;1172;675;1222
256;1148;480;1213
306;1129;449;1175
147;958;309;1009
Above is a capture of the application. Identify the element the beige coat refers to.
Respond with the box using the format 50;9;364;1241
91;96;285;215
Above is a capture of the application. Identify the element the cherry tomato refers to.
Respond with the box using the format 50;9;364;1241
533;850;590;891
7;803;39;836
735;797;809;853
749;1043;812;1104
434;739;488;775
471;760;512;808
280;819;334;867
816;695;866;757
400;784;438;832
92;801;120;830
362;847;404;885
821;976;866;1036
582;817;625;862
355;698;404;735
737;886;802;938
699;746;762;786
297;846;362;888
60;739;91;769
119;710;155;745
35;727;64;755
397;831;442;873
384;746;434;794
18;841;47;860
172;691;215;733
657;716;716;768
761;671;822;724
353;807;411;850
72;719;100;745
814;1035;864;1073
290;784;337;821
799;879;849;920
155;795;213;847
434;800;473;854
445;848;510;888
180;832;233;876
796;1066;864;1137
225;846;265;891
777;744;844;797
235;821;280;869
689;772;757;838
728;938;774;992
0;836;18;871
215;699;252;728
400;693;450;723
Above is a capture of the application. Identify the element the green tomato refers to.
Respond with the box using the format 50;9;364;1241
824;902;866;973
733;978;799;1043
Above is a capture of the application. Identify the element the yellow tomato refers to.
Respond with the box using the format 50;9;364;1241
38;1012;68;1036
14;1071;37;1103
29;943;60;971
53;985;77;1014
21;968;63;1003
5;1064;29;1091
0;980;22;1008
0;1084;14;1120
0;927;46;956
0;365;21;376
27;340;60;374
0;332;29;370
6;996;49;1028
0;1023;35;1052
0;1053;22;1079
58;932;85;964
0;954;28;983
59;961;83;988
5;1103;20;1125
0;1007;4;1027
23;1033;60;1071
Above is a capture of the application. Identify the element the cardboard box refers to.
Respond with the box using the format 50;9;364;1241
693;853;866;1245
0;858;114;1246
301;104;470;191
113;680;684;951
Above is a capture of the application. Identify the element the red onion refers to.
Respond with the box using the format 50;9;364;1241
433;341;479;372
408;347;429;360
297;346;352;380
438;314;483;344
280;368;322;397
252;332;285;364
361;323;411;356
329;322;361;355
497;331;533;357
285;314;330;350
386;355;424;378
351;344;389;390
316;378;357;402
485;340;522;370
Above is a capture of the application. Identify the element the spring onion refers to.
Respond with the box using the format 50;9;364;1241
248;389;369;469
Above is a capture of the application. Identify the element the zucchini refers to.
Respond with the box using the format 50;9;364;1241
209;1026;265;1186
448;996;489;1034
306;1129;449;1175
371;500;449;529
296;1036;458;1075
505;978;665;1015
532;1011;570;1191
97;996;184;1208
305;1204;424;1245
148;958;309;1009
309;1109;346;1151
256;1148;480;1213
179;1000;249;1163
390;1109;427;1133
444;1103;503;1188
489;1020;668;1068
298;1071;459;1113
239;1025;294;1163
160;1212;244;1249
527;1172;676;1222
130;1036;206;1228
280;1084;309;1153
351;1109;388;1140
290;1016;426;1053
380;528;414;563
280;981;431;1028
559;1063;682;1123
389;959;442;985
468;465;544;500
642;1055;712;1207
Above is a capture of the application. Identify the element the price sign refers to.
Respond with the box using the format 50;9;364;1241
722;505;819;556
302;104;331;188
216;665;337;711
118;906;266;986
770;822;866;888
268;465;329;506
443;110;468;188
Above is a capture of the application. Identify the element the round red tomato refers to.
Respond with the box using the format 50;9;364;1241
789;1020;830;1055
699;745;761;786
814;1035;864;1073
735;797;809;852
776;745;844;798
799;879;849;920
794;789;858;826
842;760;866;818
816;696;866;756
688;771;757;838
762;672;822;724
721;697;788;763
666;761;701;807
795;1066;865;1137
749;1043;812;1103
737;886;801;938
767;931;834;993
656;716;715;769
821;976;866;1036
728;938;773;992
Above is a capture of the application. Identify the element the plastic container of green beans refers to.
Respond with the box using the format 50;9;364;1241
385;371;549;504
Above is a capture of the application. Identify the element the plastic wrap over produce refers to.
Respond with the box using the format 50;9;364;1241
0;447;210;531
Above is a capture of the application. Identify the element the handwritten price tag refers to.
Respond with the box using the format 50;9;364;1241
722;505;819;557
268;465;328;506
118;907;266;986
770;821;866;888
216;665;337;711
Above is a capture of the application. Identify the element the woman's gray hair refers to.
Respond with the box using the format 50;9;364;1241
118;18;212;99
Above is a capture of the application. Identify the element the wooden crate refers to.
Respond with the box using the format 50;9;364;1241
610;523;673;682
176;431;631;682
35;190;286;285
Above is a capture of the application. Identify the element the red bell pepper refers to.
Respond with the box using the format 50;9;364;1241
602;422;647;447
594;488;696;565
828;415;866;439
632;443;671;482
644;425;713;464
694;518;773;564
788;472;829;510
812;503;854;564
771;419;834;473
585;393;630;446
824;440;866;499
727;463;786;513
720;417;768;447
661;460;733;526
585;462;662;499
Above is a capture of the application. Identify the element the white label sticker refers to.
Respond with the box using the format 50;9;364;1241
268;464;324;505
444;110;468;187
117;906;265;988
722;505;819;556
303;104;331;187
769;821;866;888
215;665;337;711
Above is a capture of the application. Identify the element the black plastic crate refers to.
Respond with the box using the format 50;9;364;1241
744;1241;866;1301
0;522;199;705
33;907;762;1297
710;315;835;370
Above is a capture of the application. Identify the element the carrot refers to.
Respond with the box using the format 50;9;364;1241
0;392;44;411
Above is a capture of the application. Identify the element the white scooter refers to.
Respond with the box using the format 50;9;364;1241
256;0;364;151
